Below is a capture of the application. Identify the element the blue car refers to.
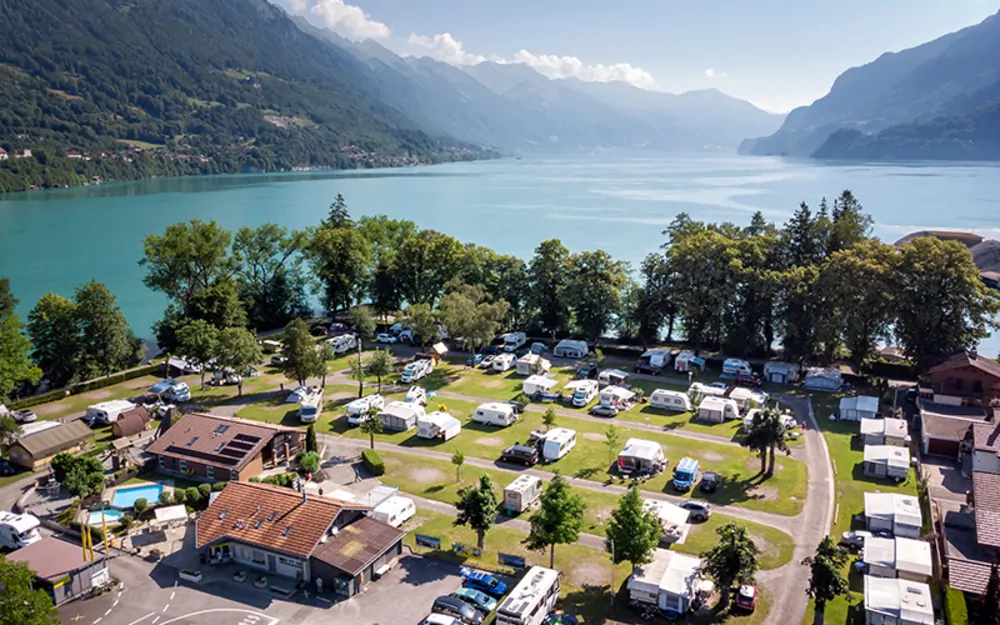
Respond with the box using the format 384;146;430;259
467;353;485;367
460;568;508;598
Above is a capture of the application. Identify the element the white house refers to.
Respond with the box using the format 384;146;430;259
840;396;879;421
865;493;922;539
863;445;910;480
861;418;910;447
627;549;702;616
802;368;843;391
863;576;933;625
862;536;932;582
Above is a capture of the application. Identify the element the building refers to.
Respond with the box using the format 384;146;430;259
111;406;152;438
197;481;404;597
862;536;932;582
863;445;910;480
926;352;1000;405
6;419;93;469
839;396;879;421
6;537;110;605
865;493;922;539
971;422;1000;474
861;418;910;447
146;413;300;483
863;576;934;625
917;400;987;458
970;471;1000;551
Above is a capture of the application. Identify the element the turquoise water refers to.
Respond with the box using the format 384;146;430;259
110;484;164;508
1;153;998;353
87;509;123;525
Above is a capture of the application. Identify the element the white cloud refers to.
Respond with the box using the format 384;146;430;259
287;0;390;40
511;50;657;89
705;68;716;78
407;32;485;66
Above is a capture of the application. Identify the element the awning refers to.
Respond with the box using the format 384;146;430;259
154;505;188;524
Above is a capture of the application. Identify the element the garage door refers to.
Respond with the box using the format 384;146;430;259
926;437;960;457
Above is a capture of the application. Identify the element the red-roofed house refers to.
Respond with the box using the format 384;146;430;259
927;352;1000;406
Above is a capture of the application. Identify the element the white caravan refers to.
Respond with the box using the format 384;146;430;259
729;387;768;413
472;403;518;427
541;428;577;462
565;379;599;407
400;359;433;384
327;333;358;354
496;566;561;625
599;385;636;410
688;382;727;402
503;475;543;514
522;375;558;397
405;386;428;405
697;397;740;423
492;353;516;372
0;511;42;550
369;495;416;528
85;399;136;426
416;412;462;441
641;349;673;369
502;331;527;352
553;339;588;359
516;354;551;376
346;395;385;425
618;438;666;475
299;390;324;424
673;351;705;373
722;358;753;376
378;401;426;432
649;389;693;412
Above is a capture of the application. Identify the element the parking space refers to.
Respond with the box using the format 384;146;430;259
922;456;971;503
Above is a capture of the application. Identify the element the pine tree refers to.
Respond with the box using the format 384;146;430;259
305;424;318;454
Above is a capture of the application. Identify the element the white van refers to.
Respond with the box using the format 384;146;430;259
401;359;433;383
565;379;599;407
503;331;527;352
369;496;416;528
346;394;385;425
0;511;42;550
723;358;753;376
492;353;516;372
299;390;324;423
541;428;577;462
649;389;692;412
85;399;136;426
472;403;517;427
503;475;543;514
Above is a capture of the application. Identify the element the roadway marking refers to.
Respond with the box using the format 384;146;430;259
151;618;160;625
93;619;101;625
170;592;176;600
158;610;279;625
124;612;154;625
113;599;120;608
162;604;170;612
104;609;112;616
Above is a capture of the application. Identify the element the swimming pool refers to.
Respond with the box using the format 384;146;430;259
87;509;123;526
111;484;164;509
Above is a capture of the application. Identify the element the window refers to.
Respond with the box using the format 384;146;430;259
157;456;165;468
230;469;238;481
179;459;187;473
206;466;214;480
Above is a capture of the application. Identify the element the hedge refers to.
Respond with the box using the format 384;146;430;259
945;586;968;625
9;389;70;410
8;363;162;410
362;449;385;476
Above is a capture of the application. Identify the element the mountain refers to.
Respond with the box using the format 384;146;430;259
741;9;1000;159
0;0;486;193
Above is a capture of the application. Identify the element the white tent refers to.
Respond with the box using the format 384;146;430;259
840;395;879;421
153;504;187;529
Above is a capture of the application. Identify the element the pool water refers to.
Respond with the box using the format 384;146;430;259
111;484;164;508
87;509;123;526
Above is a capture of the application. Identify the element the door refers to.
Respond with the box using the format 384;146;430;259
926;437;960;457
268;554;277;574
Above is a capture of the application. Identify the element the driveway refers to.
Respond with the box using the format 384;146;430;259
922;456;971;503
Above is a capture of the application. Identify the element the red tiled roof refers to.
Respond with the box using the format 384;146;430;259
929;352;1000;380
196;481;362;558
948;558;993;594
146;413;296;471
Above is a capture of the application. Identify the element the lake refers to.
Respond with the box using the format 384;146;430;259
2;153;999;354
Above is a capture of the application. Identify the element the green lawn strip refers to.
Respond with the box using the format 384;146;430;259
380;452;793;570
341;404;807;516
444;365;578;402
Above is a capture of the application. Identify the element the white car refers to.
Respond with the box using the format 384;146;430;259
375;333;398;344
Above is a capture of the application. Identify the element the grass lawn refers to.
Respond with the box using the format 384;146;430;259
380;452;793;570
444;364;578;401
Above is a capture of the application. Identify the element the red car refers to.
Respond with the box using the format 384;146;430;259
734;372;762;387
735;585;757;611
634;361;661;375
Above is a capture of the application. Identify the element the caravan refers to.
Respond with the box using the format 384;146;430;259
674;351;705;373
541;428;577;462
0;511;41;550
417;412;462;441
728;387;768;413
599;386;635;410
764;362;800;384
327;333;358;354
515;354;550;376
495;566;560;625
522;375;558;398
598;369;631;387
618;438;666;476
401;359;433;384
503;475;543;514
553;339;588;359
649;389;692;412
565;379;599;407
492;353;516;372
85;399;136;426
299;390;324;424
688;382;727;403
697;397;740;423
370;495;416;528
722;358;753;377
472;403;518;427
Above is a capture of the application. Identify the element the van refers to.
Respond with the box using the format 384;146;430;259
566;379;599;407
672;457;700;491
723;358;753;377
370;496;416;528
85;399;136;426
541;428;577;462
649;389;692;412
433;595;484;625
503;475;543;514
502;331;527;352
328;334;358;354
401;359;432;383
346;395;385;425
299;390;324;423
0;511;41;550
472;403;517;427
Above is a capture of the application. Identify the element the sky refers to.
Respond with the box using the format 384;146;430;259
278;0;1000;113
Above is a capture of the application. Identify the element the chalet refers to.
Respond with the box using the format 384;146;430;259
145;413;300;482
111;406;152;438
970;471;1000;551
926;352;1000;405
839;396;879;421
6;419;93;470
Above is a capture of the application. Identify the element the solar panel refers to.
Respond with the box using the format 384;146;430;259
214;424;230;434
185;436;199;447
234;434;262;443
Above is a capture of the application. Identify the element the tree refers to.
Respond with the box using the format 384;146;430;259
176;318;219;389
357;215;417;316
133;497;148;515
307;226;371;314
802;536;850;624
0;277;16;317
604;424;621;466
542;407;557;432
606;486;661;568
348;355;368;399
438;282;509;363
667;230;737;350
185;486;202;504
0;313;41;398
407;303;439;346
74;280;142;378
740;412;770;476
326;193;352;228
27;292;81;387
699;522;760;607
214;327;263;396
454;474;498;550
189;277;248;331
565;250;629;341
0;558;61;625
366;348;395;393
359;406;383;449
452;450;466;483
0;416;21;449
529;239;570;341
232;223;310;329
827;190;873;255
305;423;318;453
395;230;467;306
348;305;376;390
297;450;321;475
280;318;324;386
525;473;586;568
64;464;104;498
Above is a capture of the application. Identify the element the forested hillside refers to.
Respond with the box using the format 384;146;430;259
0;0;487;193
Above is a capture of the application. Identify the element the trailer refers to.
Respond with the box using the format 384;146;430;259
618;438;666;476
522;375;558;397
503;475;543;514
649;389;692;412
673;351;705;373
516;354;551;376
416;412;462;441
492;353;516;372
0;511;41;550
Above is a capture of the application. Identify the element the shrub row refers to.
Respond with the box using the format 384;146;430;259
944;586;968;625
8;389;70;410
8;363;162;410
250;473;296;488
362;449;385;476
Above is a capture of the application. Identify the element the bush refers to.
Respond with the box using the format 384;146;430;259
260;473;295;488
8;389;69;411
197;483;212;499
120;514;134;530
158;491;173;505
297;451;321;475
133;498;148;514
362;449;384;476
72;364;161;394
249;477;261;483
945;586;968;625
184;487;201;503
172;490;186;505
211;482;226;492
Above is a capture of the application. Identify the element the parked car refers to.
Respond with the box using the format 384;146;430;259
461;568;508;598
840;529;889;549
13;410;37;423
310;324;329;336
375;333;398;344
467;354;485;367
589;404;619;418
679;501;712;522
530;342;548;355
479;355;496;369
735;585;757;611
544;613;580;625
508;399;527;414
432;595;484;625
734;372;762;387
634;361;661;375
420;615;462;625
482;345;501;356
451;588;498;614
700;471;722;494
709;382;730;392
515;348;531;358
270;355;288;366
0;460;15;476
501;443;539;466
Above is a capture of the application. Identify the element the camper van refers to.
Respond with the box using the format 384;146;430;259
149;379;191;402
370;495;416;528
492;353;516;372
328;333;358;354
697;397;740;423
515;354;550;376
599;386;636;410
502;332;527;352
722;358;753;377
688;382;727;403
401;359;433;384
379;401;426;432
565;379;599;407
674;351;705;373
541;428;577;462
618;438;666;476
553;339;588;359
299;390;324;424
495;566;560;625
522;375;558;398
472;403;518;427
85;399;137;426
649;389;692;412
672;457;700;491
417;412;462;441
346;394;385;425
405;386;429;405
503;475;543;514
640;349;673;369
0;511;41;550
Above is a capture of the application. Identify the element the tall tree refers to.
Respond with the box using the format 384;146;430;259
741;408;790;477
348;355;368;399
454;474;498;550
668;230;736;350
779;202;829;362
73;280;141;378
188;276;248;331
0;277;16;317
175;319;219;390
214;327;263;396
802;536;850;625
740;411;771;476
348;305;376;388
0;415;21;449
438;282;509;363
525;473;586;568
232;223;309;329
406;303;439;346
356;215;417;316
359;406;383;449
637;253;676;343
307;226;371;315
27;292;81;387
528;239;570;341
606;486;661;568
699;522;760;607
0;558;61;625
827;190;872;255
280;318;324;386
366;348;395;394
604;424;622;467
565;250;629;341
395;230;466;306
305;423;318;453
326;193;352;228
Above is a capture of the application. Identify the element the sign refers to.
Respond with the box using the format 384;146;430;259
415;534;441;550
452;543;482;557
498;553;526;569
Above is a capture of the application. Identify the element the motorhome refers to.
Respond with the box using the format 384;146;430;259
346;395;385;425
299;390;324;424
405;386;428;405
85;399;136;426
150;379;190;402
492;353;516;372
688;382;727;403
417;412;462;441
522;375;558;398
401;359;433;384
641;349;673;369
0;511;41;550
697;397;740;423
673;351;705;373
378;401;426;432
552;339;588;359
722;358;753;377
503;475;543;514
599;386;636;410
471;403;518;427
728;387;768;413
541;428;577;462
502;332;527;352
672;457;700;491
287;385;316;404
565;379;599;407
369;495;416;528
649;389;693;412
618;438;666;476
328;333;358;354
516;354;551;376
495;566;560;625
598;369;631;387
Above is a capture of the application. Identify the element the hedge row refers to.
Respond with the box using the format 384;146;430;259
8;389;70;410
945;586;968;625
362;449;385;476
8;363;162;410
